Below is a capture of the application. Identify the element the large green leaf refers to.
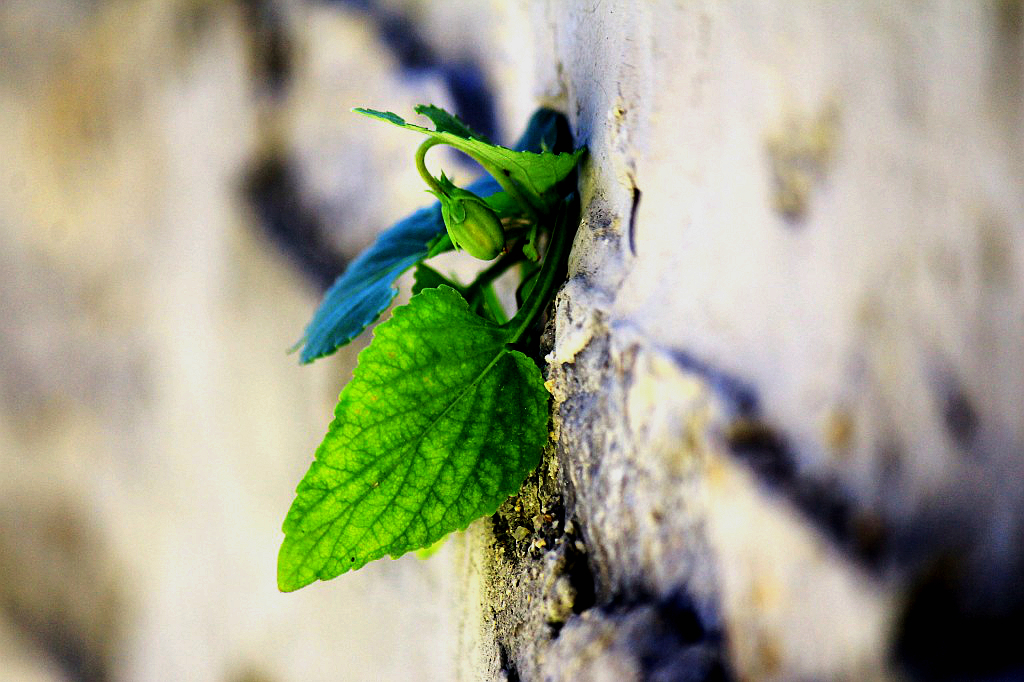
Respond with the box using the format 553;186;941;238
278;286;550;591
355;105;584;210
294;108;575;364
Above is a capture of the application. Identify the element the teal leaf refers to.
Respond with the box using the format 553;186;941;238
278;286;549;591
295;108;576;363
295;203;443;364
354;106;584;209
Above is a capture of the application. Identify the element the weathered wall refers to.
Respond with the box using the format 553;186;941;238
0;1;469;679
3;1;1023;681
460;2;1024;680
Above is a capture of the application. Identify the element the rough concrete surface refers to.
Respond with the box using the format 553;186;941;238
459;1;1024;681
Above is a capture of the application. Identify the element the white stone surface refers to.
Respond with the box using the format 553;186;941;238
461;1;1024;680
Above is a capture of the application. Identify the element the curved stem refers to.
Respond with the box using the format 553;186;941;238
415;139;447;195
417;138;543;221
479;283;508;324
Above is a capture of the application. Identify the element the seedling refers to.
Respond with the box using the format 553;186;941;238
277;105;584;591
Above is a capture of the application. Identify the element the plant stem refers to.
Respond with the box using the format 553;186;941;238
416;139;542;222
415;139;447;195
464;251;520;299
504;198;573;342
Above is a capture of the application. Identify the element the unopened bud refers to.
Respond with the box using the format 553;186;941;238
431;175;505;260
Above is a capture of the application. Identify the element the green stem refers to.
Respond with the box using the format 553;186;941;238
416;139;542;221
415;139;447;195
474;159;543;220
464;251;520;299
504;200;572;342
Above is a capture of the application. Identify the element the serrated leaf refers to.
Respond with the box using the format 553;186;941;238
355;106;583;209
295;108;576;363
414;104;487;141
278;286;549;591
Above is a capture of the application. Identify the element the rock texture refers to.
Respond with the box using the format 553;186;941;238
3;1;1023;681
460;2;1024;680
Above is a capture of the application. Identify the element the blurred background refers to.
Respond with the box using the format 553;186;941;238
0;1;525;679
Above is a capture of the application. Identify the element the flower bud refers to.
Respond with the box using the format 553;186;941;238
432;175;505;260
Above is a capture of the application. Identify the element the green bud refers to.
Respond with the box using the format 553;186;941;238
432;174;505;261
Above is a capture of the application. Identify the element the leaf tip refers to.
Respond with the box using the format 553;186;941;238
277;539;314;592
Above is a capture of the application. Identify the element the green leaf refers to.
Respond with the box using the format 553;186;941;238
483;191;523;218
278;286;550;591
294;180;495;364
414;534;449;560
414;104;487;141
355;106;584;209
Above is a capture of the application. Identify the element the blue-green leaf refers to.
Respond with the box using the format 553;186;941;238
295;203;444;364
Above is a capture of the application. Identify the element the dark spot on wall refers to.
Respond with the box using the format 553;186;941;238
764;102;839;224
627;179;641;256
927;364;981;450
326;0;499;140
586;204;617;241
596;592;730;681
497;639;523;682
877;439;905;480
487;503;524;566
659;590;715;645
725;419;794;481
896;555;1024;681
557;518;597;620
664;350;759;415
4;604;109;682
444;61;499;143
237;0;294;97
243;155;349;291
942;386;979;449
374;8;435;69
0;500;121;682
979;217;1015;288
991;0;1023;124
725;418;892;568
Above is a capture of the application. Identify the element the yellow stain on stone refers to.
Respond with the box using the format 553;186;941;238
823;409;855;453
764;99;841;221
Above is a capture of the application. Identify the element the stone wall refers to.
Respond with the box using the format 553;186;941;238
2;1;1022;681
460;2;1024;680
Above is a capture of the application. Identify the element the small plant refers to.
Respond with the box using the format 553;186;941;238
277;105;584;591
